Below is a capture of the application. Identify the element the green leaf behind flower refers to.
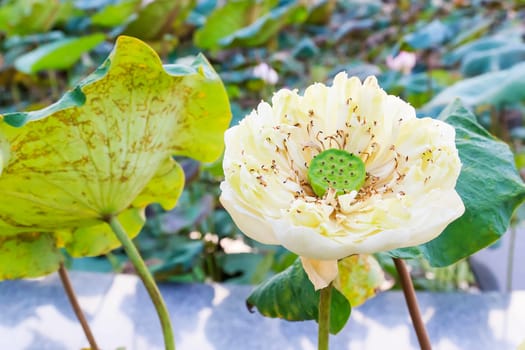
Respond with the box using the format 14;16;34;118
392;100;525;266
247;259;351;335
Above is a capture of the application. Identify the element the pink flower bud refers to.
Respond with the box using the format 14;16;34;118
386;51;417;74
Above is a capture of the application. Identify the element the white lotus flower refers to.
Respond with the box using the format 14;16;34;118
220;72;464;290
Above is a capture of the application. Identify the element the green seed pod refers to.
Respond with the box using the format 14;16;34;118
307;149;366;197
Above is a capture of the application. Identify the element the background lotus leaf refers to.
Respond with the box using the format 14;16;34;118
193;0;275;50
91;0;141;28
424;63;525;110
218;2;308;48
0;0;73;36
14;34;106;74
122;0;196;40
0;35;231;279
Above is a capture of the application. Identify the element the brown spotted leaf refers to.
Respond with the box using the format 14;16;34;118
0;233;62;280
0;36;231;279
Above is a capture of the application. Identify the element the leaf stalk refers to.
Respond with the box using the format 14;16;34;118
58;263;100;350
108;215;176;350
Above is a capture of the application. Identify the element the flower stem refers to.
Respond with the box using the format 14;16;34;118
318;283;333;350
393;258;432;350
58;263;100;350
108;216;175;350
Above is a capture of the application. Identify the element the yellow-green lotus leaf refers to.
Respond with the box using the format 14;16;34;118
132;156;185;210
0;36;231;279
334;255;386;307
0;233;62;280
60;207;146;257
0;134;9;175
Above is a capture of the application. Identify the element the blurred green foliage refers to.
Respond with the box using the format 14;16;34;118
2;0;524;290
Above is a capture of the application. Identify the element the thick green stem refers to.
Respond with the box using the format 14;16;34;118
108;216;175;350
318;283;333;350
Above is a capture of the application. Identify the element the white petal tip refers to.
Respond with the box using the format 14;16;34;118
300;257;339;290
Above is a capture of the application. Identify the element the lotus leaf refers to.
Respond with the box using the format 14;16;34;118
392;101;525;266
0;36;231;280
247;258;351;335
334;255;386;308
